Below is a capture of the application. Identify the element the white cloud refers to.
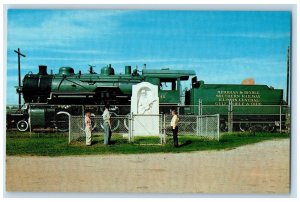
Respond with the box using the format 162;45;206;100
7;10;127;49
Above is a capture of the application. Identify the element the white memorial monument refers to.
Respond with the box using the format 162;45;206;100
131;82;160;136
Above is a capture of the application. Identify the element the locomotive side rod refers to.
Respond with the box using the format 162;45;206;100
14;48;26;110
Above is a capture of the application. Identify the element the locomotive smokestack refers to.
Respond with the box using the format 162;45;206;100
38;65;48;75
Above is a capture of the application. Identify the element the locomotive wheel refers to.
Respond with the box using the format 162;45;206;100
56;113;69;132
262;124;276;132
17;120;29;132
91;114;97;131
123;113;130;130
249;124;263;132
191;122;197;132
239;122;251;132
220;121;228;132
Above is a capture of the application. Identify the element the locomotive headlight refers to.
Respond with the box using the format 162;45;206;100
16;86;23;93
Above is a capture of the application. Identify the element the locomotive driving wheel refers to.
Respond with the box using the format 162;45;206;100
249;124;263;132
56;113;69;132
123;113;130;130
220;121;228;132
239;122;251;132
262;124;275;132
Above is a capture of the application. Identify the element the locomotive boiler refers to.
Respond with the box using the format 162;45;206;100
20;64;196;106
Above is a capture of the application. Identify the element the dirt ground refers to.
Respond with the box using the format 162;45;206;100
6;139;290;194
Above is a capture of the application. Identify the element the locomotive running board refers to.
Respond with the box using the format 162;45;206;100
47;92;96;100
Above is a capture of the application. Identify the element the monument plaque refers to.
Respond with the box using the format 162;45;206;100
131;82;160;136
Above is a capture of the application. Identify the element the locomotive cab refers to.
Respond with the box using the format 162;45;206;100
142;68;196;105
158;78;181;104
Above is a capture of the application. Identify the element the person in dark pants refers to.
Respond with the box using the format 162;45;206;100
102;105;112;145
170;109;179;147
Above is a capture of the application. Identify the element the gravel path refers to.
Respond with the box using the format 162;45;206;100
6;139;290;193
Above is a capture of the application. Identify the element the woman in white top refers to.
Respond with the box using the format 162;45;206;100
85;111;92;146
170;109;179;147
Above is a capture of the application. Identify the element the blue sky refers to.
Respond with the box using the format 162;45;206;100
6;10;291;104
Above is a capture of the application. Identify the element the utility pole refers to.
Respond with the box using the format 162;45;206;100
14;48;26;110
286;46;290;105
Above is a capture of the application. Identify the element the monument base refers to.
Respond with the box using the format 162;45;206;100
132;115;160;136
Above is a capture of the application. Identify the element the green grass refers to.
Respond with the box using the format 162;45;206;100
6;131;289;156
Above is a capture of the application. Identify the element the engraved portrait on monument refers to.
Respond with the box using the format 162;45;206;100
137;88;157;114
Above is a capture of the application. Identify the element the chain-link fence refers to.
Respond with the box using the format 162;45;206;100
69;115;130;143
197;114;220;140
165;114;197;136
6;103;290;135
222;103;289;133
68;113;220;144
164;114;219;140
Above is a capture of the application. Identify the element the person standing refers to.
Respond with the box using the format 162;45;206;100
102;105;112;145
85;111;92;146
170;109;179;147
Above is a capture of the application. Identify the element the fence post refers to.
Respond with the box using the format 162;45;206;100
205;115;208;137
198;99;203;116
200;116;203;135
129;113;132;142
68;114;71;143
128;114;131;142
217;114;220;141
199;100;203;136
228;101;233;133
196;115;199;136
279;105;282;133
131;112;134;142
163;114;166;144
287;106;291;133
28;104;31;137
82;105;85;133
160;114;163;144
57;111;71;144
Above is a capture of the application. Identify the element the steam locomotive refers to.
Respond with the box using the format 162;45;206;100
7;63;285;132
